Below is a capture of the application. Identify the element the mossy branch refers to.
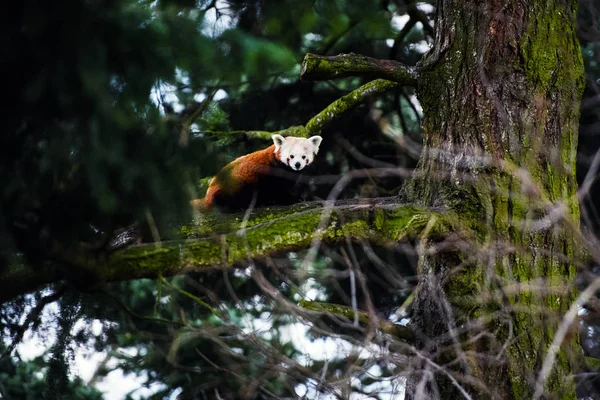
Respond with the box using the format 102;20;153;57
306;79;399;133
187;54;416;143
0;199;454;303
189;54;413;141
299;300;415;343
194;78;399;139
301;53;418;85
187;53;418;145
105;201;449;281
194;125;309;141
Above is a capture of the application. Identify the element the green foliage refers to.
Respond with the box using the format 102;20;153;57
0;352;102;400
0;294;102;400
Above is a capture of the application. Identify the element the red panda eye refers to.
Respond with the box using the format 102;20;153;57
302;155;306;159
290;155;294;159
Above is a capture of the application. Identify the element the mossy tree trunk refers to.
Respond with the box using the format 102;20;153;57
402;0;584;398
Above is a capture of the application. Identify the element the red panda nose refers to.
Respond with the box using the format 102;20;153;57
295;162;301;169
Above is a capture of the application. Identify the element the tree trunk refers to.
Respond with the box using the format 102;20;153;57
403;0;584;398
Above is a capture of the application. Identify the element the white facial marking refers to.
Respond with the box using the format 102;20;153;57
271;135;323;171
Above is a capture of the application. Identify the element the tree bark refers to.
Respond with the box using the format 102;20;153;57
403;0;584;398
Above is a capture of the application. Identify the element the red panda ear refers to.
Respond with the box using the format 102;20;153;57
272;134;285;152
309;136;323;154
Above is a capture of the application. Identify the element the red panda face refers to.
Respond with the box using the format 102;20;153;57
272;134;323;171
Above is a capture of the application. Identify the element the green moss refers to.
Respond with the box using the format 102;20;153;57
107;240;223;280
521;7;574;88
281;125;309;138
373;209;386;231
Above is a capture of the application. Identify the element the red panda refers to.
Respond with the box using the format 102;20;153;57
191;134;323;212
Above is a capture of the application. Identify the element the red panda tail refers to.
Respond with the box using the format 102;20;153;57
190;197;211;212
190;180;218;212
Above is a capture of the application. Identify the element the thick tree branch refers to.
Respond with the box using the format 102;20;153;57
106;201;448;280
179;97;212;146
301;53;418;85
0;199;454;303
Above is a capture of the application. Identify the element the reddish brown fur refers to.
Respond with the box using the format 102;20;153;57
191;144;281;211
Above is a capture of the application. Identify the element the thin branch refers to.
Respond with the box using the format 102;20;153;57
103;289;187;327
320;19;362;55
87;344;117;386
404;0;434;37
532;276;600;399
390;18;418;61
179;88;219;147
159;276;220;316
306;79;399;133
298;300;415;343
